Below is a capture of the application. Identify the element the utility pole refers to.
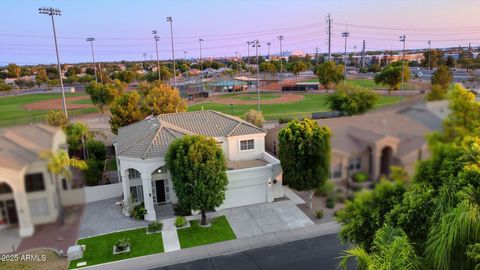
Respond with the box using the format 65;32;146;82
326;13;332;61
315;46;319;66
267;42;271;60
235;51;240;73
341;28;350;86
399;34;406;97
246;41;252;79
198;38;204;91
183;51;188;81
276;35;284;76
353;45;357;70
152;30;161;81
166;16;176;88
427;40;432;70
252;40;261;112
361;40;366;69
39;7;68;118
86;37;97;82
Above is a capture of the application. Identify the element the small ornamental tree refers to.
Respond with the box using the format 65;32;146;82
243;109;265;128
315;61;345;89
431;65;453;90
46;110;68;127
165;135;228;225
85;81;123;113
278;118;331;208
325;83;379;115
374;62;410;93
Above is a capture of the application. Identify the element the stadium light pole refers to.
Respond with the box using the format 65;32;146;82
276;35;284;77
267;42;271;60
246;41;252;79
399;34;406;97
341;30;350;86
166;16;177;88
39;7;68;118
252;40;261;112
198;38;204;91
152;30;161;81
427;40;432;70
86;38;98;83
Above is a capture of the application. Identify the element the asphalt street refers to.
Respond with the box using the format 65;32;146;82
151;233;357;270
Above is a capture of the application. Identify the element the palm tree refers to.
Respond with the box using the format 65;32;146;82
340;224;422;270
425;186;480;270
40;149;87;224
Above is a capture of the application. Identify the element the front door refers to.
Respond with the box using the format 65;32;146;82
155;180;166;204
6;200;18;224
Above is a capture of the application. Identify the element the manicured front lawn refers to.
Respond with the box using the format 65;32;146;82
189;93;402;120
69;228;164;269
177;216;236;249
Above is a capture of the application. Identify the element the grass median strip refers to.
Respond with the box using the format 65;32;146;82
177;216;236;249
69;227;164;269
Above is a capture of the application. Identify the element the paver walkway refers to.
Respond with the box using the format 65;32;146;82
161;218;181;252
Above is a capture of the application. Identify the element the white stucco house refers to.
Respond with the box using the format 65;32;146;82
0;125;84;237
114;110;283;221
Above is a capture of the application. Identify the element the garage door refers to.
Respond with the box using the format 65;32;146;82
222;184;267;209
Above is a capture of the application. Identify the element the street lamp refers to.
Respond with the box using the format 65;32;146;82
38;7;68;118
166;16;177;88
276;35;284;77
399;34;406;97
341;30;350;86
152;30;161;81
251;40;261;112
86;37;97;83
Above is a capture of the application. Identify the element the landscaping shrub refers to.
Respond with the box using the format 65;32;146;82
175;216;187;228
174;203;191;216
84;159;103;186
351;185;362;192
335;189;346;203
130;203;147;220
278;116;294;124
114;238;130;251
316;180;334;196
86;139;107;161
352;171;369;183
326;195;336;209
147;221;163;233
315;210;324;219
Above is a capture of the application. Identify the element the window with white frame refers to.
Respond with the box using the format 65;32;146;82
349;157;362;171
128;169;141;180
130;185;144;203
240;139;254;150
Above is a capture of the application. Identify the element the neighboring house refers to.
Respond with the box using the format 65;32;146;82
266;109;436;183
114;110;283;221
399;100;450;131
0;125;83;237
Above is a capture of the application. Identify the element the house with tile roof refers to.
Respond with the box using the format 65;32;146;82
265;108;436;184
0;125;83;237
114;110;283;221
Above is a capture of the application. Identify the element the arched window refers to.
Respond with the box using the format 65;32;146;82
127;169;141;180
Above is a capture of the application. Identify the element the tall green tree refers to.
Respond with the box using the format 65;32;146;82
290;61;308;75
325;83;379;115
85;81;123;113
426;84;448;101
7;63;21;78
109;91;145;134
315;62;345;89
138;81;187;115
35;68;49;87
243;109;265;128
165;135;228;225
431;65;453;89
278;118;331;208
374;62;410;93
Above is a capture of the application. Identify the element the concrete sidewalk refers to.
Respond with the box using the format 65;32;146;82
161;219;181;252
74;221;340;270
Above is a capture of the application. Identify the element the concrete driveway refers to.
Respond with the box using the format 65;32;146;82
222;200;314;238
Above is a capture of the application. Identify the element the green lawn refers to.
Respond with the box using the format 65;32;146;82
0;93;98;127
69;228;164;269
303;78;417;90
189;93;402;120
177;216;236;249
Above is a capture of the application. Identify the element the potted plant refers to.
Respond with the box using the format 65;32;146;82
113;238;130;254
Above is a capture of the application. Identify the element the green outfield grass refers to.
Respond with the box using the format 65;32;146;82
303;78;418;90
0;93;98;127
189;93;402;120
